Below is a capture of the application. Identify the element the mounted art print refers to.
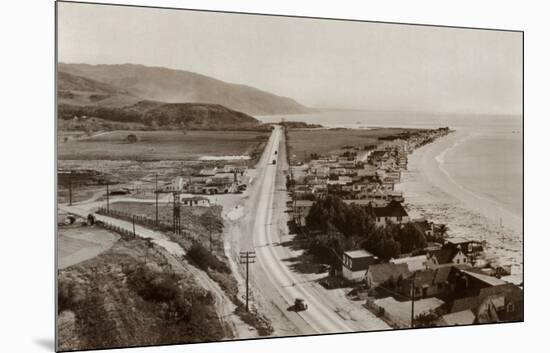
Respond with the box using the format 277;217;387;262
56;1;523;351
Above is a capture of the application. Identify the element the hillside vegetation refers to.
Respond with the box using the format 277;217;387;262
58;101;262;130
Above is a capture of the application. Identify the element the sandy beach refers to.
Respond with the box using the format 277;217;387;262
396;130;523;283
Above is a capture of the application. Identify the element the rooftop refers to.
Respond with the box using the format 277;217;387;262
344;249;375;259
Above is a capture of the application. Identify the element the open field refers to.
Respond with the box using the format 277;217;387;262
58;224;120;269
58;130;270;161
287;127;423;163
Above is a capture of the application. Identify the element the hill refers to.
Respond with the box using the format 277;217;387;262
58;63;310;115
58;71;141;107
58;101;263;130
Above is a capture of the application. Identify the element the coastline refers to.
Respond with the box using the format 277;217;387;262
396;130;523;283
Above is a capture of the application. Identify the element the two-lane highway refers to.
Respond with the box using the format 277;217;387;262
244;126;354;334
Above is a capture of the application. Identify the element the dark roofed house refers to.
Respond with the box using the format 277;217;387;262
372;200;409;227
365;263;411;289
449;283;523;324
398;264;454;299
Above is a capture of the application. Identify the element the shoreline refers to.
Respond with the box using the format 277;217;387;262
396;130;523;283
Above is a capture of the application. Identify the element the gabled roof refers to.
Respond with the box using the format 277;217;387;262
463;271;508;287
344;249;375;259
450;283;523;313
367;263;411;284
410;265;453;287
372;200;408;218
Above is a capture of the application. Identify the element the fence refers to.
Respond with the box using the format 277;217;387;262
96;207;194;240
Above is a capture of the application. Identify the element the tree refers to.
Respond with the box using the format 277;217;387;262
125;134;138;143
200;210;224;252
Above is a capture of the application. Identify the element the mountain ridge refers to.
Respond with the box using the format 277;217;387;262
58;63;310;115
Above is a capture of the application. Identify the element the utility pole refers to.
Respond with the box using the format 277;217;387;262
410;272;416;328
106;182;110;212
68;172;73;206
239;251;256;312
155;173;159;226
132;215;136;238
172;191;181;235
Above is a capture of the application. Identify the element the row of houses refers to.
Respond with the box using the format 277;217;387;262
341;238;521;326
162;164;249;196
289;129;451;228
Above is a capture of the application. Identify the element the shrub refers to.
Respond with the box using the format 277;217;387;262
187;243;230;274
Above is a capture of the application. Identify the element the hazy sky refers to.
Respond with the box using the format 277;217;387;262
58;2;522;115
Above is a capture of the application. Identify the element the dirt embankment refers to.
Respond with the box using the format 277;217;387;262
57;237;228;351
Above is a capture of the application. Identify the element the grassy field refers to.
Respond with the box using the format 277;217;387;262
287;127;422;163
58;130;270;161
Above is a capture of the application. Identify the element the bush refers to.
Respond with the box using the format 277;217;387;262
126;263;180;303
187;243;230;274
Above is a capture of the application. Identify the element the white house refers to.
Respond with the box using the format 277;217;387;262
342;250;378;282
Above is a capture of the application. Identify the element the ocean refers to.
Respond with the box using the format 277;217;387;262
257;111;523;281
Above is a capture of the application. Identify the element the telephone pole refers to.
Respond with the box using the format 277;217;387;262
106;182;110;212
172;191;181;235
410;272;416;328
68;172;73;206
239;251;256;312
155;173;159;226
132;215;136;238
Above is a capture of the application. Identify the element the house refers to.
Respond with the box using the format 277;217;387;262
372;200;409;226
390;255;428;272
180;196;210;207
449;283;523;323
412;219;435;238
199;167;217;176
399;264;454;299
342;250;378;282
426;245;470;267
293;200;315;226
365;263;411;289
444;237;484;256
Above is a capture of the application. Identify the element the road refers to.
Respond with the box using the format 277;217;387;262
238;126;389;335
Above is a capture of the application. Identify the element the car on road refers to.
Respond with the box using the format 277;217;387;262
293;298;308;311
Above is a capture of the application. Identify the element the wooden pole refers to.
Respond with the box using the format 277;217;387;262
68;173;73;206
155;173;159;226
411;272;416;328
106;182;109;212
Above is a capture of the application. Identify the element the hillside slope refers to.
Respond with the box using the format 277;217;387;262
58;101;262;130
58;63;310;115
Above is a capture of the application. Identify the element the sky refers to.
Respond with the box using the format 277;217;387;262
57;2;522;115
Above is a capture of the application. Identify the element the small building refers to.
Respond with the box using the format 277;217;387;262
180;196;210;207
342;250;378;282
372;200;409;227
399;264;454;299
293;200;315;227
426;245;470;267
365;263;411;289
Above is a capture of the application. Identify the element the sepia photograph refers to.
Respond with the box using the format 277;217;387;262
55;1;523;351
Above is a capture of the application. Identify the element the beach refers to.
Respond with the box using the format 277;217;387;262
396;130;523;283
